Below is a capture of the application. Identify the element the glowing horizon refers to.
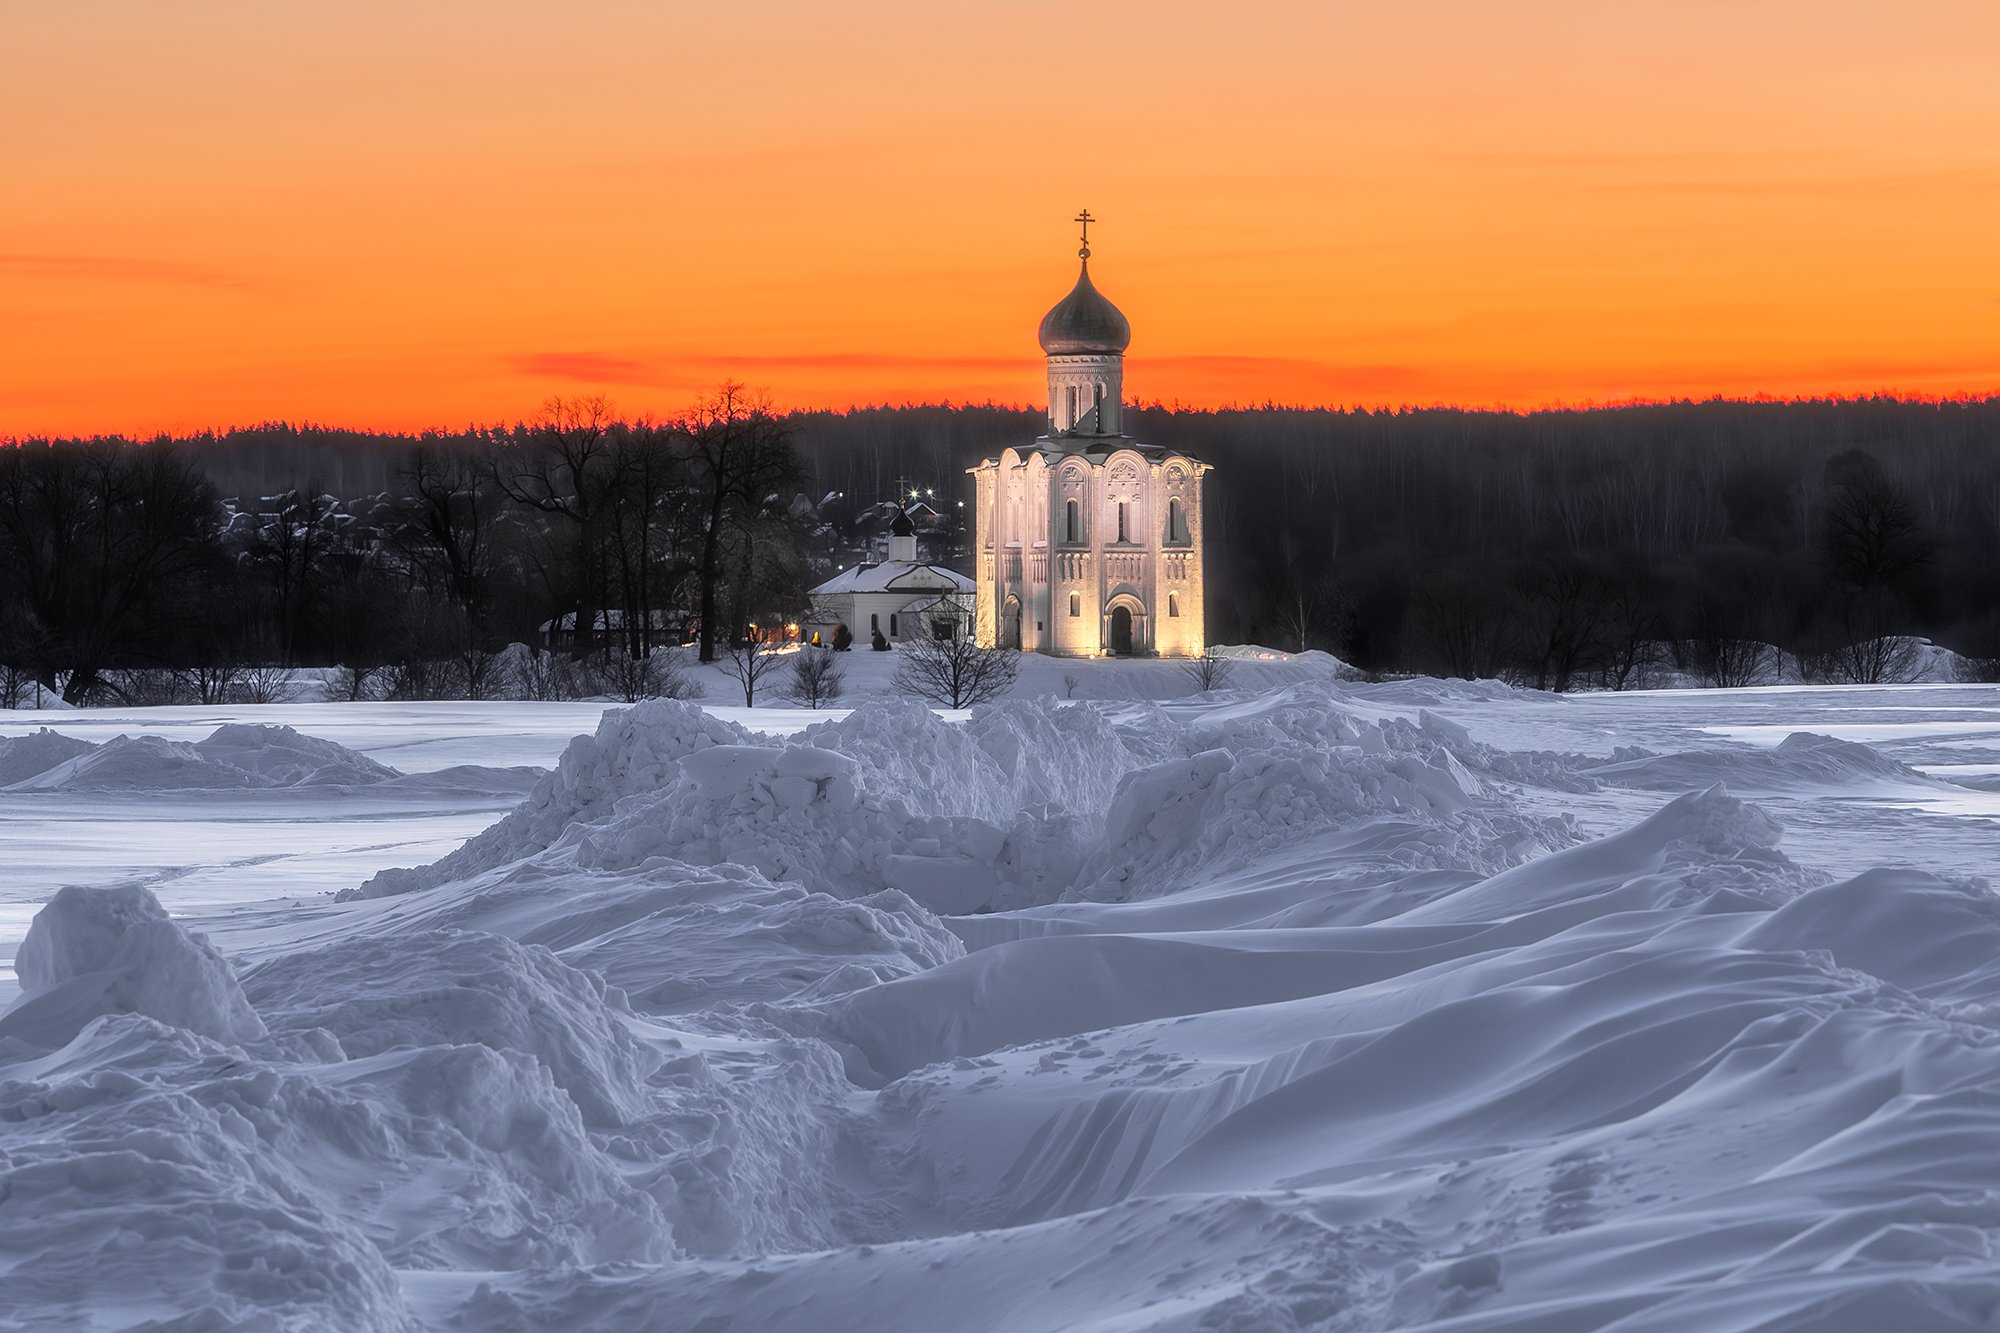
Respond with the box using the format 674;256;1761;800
6;1;1998;438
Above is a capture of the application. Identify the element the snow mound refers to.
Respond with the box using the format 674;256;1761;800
243;928;664;1128
4;723;406;792
9;732;249;791
344;698;752;900
347;697;1141;914
0;726;95;786
1079;706;1572;902
1739;866;2000;1007
1;884;266;1047
187;722;401;785
1399;783;1792;924
1587;730;1946;793
27;676;2000;1330
376;860;964;1013
0;1018;419;1331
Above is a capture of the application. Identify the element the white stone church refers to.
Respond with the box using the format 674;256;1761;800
970;220;1211;657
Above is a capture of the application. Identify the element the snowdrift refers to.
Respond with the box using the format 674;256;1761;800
0;721;541;796
1586;729;1955;795
9;683;2000;1330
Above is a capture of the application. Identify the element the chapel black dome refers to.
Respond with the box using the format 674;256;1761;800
1037;262;1131;356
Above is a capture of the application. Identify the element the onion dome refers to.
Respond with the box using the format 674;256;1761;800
890;505;916;537
1037;262;1131;356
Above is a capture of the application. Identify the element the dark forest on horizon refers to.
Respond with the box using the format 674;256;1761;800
5;394;2000;703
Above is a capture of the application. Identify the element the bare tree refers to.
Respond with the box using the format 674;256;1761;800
676;384;804;662
1182;652;1234;692
1594;562;1664;690
1411;574;1514;681
782;646;845;708
235;665;304;705
0;600;51;708
892;634;1019;709
327;663;385;702
721;637;784;707
511;649;582;701
0;440;223;702
400;446;499;635
1821;450;1934;592
1797;592;1925;685
249;482;333;665
1511;557;1611;693
174;661;245;705
488;395;617;655
589;648;700;703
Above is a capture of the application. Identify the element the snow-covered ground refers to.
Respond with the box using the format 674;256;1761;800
8;674;2000;1329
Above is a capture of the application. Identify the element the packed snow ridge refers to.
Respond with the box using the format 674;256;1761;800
7;682;2000;1330
0;721;539;795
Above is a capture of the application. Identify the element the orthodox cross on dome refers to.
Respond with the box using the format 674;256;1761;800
1074;209;1095;260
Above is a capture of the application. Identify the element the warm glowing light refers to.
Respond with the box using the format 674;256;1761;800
6;1;1999;438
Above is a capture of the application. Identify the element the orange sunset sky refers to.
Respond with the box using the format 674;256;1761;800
5;0;1998;437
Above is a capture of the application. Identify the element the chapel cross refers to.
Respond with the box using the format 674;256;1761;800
1075;209;1095;260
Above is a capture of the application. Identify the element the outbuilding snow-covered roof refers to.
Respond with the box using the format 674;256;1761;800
809;560;973;597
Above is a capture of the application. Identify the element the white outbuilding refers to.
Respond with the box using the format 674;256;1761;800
805;507;974;648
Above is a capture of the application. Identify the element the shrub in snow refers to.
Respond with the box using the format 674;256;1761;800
232;664;305;704
1;884;265;1046
325;661;388;701
1182;652;1234;693
720;638;784;706
891;634;1019;708
781;645;845;708
586;647;703;703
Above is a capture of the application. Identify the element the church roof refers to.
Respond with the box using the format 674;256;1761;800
1004;435;1198;464
1037;261;1131;356
809;560;974;597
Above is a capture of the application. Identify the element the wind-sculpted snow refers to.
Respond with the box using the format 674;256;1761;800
0;722;539;801
0;726;95;787
243;928;665;1128
11;683;2000;1330
1;884;266;1047
1587;729;1954;795
343;698;754;900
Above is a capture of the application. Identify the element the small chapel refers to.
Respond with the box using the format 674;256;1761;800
970;214;1211;658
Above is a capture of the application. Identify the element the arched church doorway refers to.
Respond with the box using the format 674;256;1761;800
1109;604;1133;656
1002;597;1023;649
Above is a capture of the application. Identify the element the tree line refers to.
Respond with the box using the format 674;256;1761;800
0;387;806;703
5;393;1999;702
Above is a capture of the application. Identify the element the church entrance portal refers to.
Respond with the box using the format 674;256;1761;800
1109;605;1133;656
1002;599;1022;650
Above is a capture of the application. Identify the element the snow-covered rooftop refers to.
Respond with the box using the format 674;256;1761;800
809;559;973;597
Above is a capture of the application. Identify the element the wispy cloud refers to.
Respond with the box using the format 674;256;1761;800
0;253;255;290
